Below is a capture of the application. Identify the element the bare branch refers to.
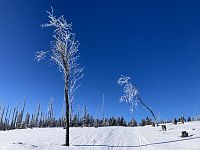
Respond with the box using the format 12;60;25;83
35;51;49;62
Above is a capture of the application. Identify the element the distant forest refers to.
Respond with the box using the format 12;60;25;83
0;99;196;131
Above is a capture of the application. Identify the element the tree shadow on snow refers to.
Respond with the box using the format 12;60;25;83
73;136;200;148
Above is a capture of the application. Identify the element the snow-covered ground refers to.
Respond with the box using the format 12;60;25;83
0;121;200;150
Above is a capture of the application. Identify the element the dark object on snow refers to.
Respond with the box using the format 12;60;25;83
181;131;188;137
161;125;167;131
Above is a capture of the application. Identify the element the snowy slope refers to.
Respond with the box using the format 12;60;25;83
0;121;200;150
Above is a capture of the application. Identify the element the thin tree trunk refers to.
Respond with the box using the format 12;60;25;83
65;77;69;146
20;95;27;128
13;109;18;129
4;105;9;130
138;95;157;125
11;107;16;129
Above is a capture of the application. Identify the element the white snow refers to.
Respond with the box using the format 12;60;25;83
0;121;200;150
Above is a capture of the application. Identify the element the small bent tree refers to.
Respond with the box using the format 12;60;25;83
117;75;157;126
35;8;83;146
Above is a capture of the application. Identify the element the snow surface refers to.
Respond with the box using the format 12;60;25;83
0;121;200;150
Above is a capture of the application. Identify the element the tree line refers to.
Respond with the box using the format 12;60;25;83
0;99;197;131
0;100;137;131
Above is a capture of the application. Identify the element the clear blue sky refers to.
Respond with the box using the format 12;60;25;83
1;0;200;122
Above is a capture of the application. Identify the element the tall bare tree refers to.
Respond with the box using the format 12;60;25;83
20;95;27;128
35;8;83;146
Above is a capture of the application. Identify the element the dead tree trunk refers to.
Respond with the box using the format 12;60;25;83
11;107;16;129
20;95;27;128
65;77;69;146
138;95;157;125
4;105;9;130
13;109;18;129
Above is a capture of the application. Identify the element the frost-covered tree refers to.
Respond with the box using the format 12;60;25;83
117;75;157;125
35;8;83;146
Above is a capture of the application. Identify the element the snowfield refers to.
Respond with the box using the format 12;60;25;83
0;121;200;150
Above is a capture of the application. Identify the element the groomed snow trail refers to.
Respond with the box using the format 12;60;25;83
71;127;142;150
136;127;153;150
0;121;200;150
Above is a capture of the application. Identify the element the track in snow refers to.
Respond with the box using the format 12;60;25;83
136;127;152;150
0;122;200;150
